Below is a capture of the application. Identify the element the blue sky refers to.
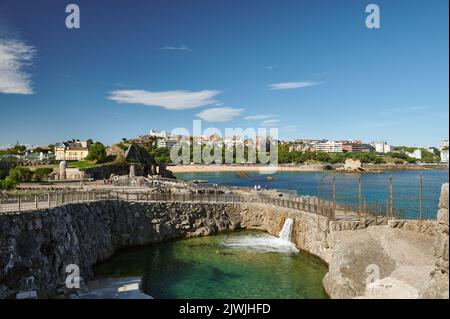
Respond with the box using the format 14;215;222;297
0;0;448;147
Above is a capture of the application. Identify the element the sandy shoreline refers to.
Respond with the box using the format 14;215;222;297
168;164;448;173
169;164;325;173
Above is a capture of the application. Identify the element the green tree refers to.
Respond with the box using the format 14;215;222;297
152;147;172;164
8;145;26;155
8;167;33;183
33;168;54;181
86;142;107;163
0;176;18;190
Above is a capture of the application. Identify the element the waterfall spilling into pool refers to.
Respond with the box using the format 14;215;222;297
221;218;298;254
279;218;294;242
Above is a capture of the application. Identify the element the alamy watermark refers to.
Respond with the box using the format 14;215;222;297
365;4;381;29
65;264;81;289
167;120;279;174
65;4;80;29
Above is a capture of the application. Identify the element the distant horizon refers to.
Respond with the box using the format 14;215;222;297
0;0;448;147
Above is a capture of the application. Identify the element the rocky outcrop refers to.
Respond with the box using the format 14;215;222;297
435;183;449;275
83;161;130;180
0;201;240;298
322;183;450;299
422;183;450;298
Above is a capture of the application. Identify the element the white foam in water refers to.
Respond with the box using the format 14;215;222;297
222;218;298;253
279;218;294;242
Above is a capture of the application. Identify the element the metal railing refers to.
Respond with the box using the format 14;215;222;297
0;190;342;219
316;170;449;220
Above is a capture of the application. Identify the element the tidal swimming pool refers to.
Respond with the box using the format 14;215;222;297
94;230;328;299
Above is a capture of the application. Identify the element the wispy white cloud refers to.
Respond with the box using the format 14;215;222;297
244;114;276;121
358;121;394;128
379;106;430;114
196;107;244;122
265;65;276;70
268;81;322;90
282;125;299;130
160;45;192;51
0;39;35;94
261;119;280;126
108;89;220;110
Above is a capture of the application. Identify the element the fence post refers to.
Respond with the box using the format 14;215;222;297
48;193;51;208
18;196;21;212
419;174;423;221
358;175;362;216
35;195;38;209
385;195;389;222
364;195;367;216
333;176;337;214
389;175;393;219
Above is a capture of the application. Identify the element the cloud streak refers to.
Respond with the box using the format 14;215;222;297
160;45;192;51
196;107;244;122
268;81;322;90
244;114;276;120
379;106;430;114
108;89;220;110
0;39;35;94
261;119;280;126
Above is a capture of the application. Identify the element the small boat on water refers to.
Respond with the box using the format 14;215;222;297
236;172;250;178
192;180;208;184
266;175;274;181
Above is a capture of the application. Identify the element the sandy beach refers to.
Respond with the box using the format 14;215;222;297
168;163;448;173
168;164;324;173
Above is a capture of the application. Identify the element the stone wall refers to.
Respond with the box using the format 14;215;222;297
0;201;241;298
434;183;448;275
239;203;332;262
83;162;130;179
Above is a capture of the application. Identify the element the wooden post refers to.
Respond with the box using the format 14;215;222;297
364;195;367;216
35;195;38;209
48;193;51;208
386;196;389;222
333;176;336;213
358;175;362;216
419;174;423;221
18;196;21;211
389;175;393;219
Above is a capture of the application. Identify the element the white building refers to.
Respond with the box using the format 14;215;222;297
223;136;244;147
149;129;167;139
440;140;449;150
313;141;343;153
157;139;178;149
372;141;392;153
441;149;449;163
406;149;422;160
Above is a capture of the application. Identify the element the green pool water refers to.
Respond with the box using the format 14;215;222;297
94;231;328;299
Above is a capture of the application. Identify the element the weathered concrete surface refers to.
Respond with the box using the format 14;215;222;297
435;183;449;275
0;201;240;298
423;183;449;299
323;226;438;298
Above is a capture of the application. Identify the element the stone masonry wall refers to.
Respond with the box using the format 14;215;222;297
0;201;241;298
435;183;449;275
